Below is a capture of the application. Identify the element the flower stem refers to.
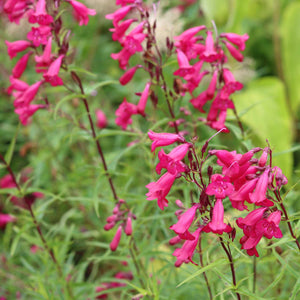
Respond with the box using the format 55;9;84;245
219;237;241;300
72;71;118;201
198;235;213;300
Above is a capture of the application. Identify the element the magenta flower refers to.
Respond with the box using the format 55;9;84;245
12;52;32;79
27;26;51;47
7;76;29;95
223;41;244;62
206;174;234;199
200;31;222;62
110;19;136;42
115;98;138;130
148;131;185;152
203;199;232;234
146;172;176;210
35;37;53;73
106;5;133;27
67;0;96;26
220;68;243;99
124;217;132;236
174;26;206;60
14;81;43;107
43;55;64;86
173;49;194;77
156;143;190;175
95;109;107;129
0;174;17;188
5;40;32;59
0;213;16;229
249;168;274;207
28;0;54;25
220;33;249;51
170;204;199;240
173;227;202;267
15;104;45;125
119;65;139;85
137;82;151;115
110;226;122;251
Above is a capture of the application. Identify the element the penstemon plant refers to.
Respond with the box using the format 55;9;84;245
0;0;299;299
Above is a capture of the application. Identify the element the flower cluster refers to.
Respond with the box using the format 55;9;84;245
106;1;153;130
104;199;136;251
4;0;96;125
146;131;288;265
173;28;248;132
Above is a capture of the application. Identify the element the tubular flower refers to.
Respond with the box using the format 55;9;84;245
67;0;96;26
146;172;176;210
173;227;202;267
43;55;64;86
148;131;185;152
170;204;199;240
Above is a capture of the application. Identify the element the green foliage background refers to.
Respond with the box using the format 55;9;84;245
0;0;300;299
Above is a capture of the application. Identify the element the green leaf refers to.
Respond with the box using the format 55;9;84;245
4;122;20;165
176;258;227;287
280;2;300;112
233;77;293;178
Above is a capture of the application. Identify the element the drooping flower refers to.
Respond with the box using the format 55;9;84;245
137;82;151;115
173;227;202;267
155;143;190;175
148;131;185;152
15;104;45;125
13;81;43;107
67;0;96;26
110;226;122;251
43;55;64;86
5;40;32;59
220;33;249;51
170;204;199;240
119;65;139;85
203;198;232;234
35;37;53;73
95;109;108;129
28;0;54;25
200;31;222;62
12;52;32;79
146;172;176;210
115;98;138;130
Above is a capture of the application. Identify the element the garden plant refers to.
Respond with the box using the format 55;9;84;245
0;0;300;299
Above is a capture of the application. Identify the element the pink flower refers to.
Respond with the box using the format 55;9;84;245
146;172;176;210
148;131;185;152
67;0;96;26
7;76;29;95
28;0;54;25
119;65;139;85
15;104;45;125
170;204;199;240
203;199;232;234
110;226;122;251
0;213;16;229
137;82;151;115
206;174;234;199
14;81;43;107
106;5;133;27
110;19;136;42
173;227;202;267
35;37;53;73
156;143;190;175
5;40;32;59
173;49;194;77
174;26;206;60
27;26;51;47
124;217;132;235
95;109;107;129
270;166;288;189
0;174;17;188
220;69;243;99
43;55;64;86
220;33;249;51
12;52;32;79
223;41;244;62
249;168;274;207
200;31;222;62
115;98;138;130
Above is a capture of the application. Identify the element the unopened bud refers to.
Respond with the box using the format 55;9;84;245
110;226;122;251
124;217;132;236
